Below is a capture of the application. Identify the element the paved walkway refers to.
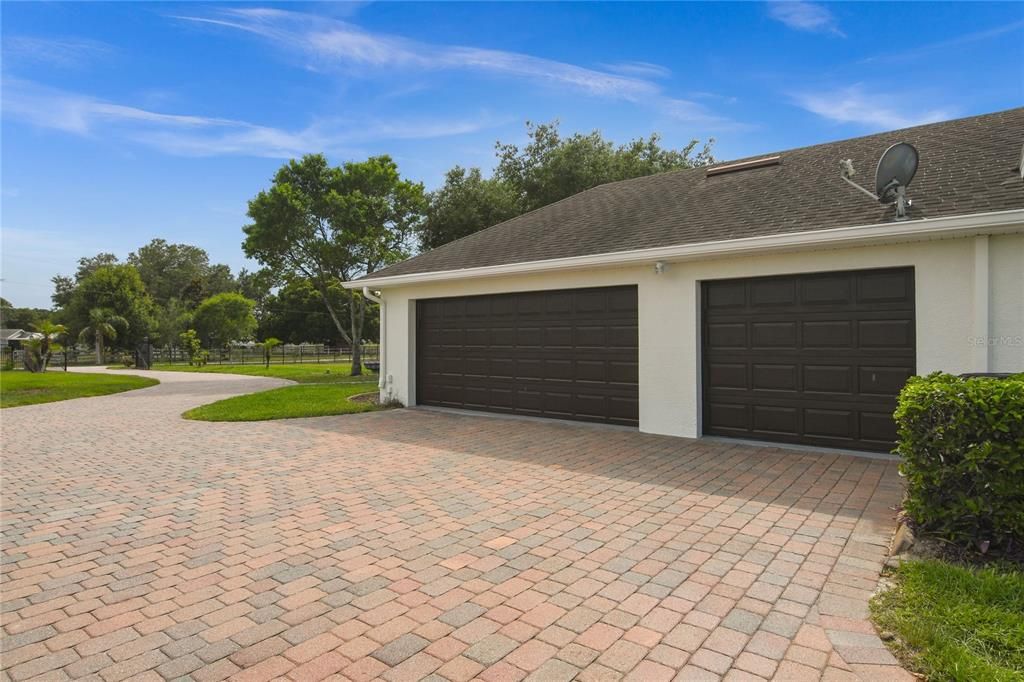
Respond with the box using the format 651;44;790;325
1;369;909;681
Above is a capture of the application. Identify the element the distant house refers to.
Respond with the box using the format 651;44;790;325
0;329;42;350
347;108;1024;453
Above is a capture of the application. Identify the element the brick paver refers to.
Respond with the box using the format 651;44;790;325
1;368;910;680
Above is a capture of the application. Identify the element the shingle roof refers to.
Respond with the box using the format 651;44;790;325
368;108;1024;280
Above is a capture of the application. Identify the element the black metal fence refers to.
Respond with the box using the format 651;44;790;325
4;344;379;368
157;344;379;366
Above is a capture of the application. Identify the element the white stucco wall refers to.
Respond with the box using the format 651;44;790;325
988;233;1024;372
375;233;1023;439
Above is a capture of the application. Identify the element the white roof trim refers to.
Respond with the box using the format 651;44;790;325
347;208;1024;289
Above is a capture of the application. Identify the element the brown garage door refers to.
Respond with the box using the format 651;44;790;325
416;286;639;426
702;267;915;452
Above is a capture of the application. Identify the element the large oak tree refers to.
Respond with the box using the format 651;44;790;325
243;154;425;375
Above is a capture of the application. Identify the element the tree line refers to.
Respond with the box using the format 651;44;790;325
4;121;713;375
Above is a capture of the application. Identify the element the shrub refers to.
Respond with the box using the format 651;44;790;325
179;329;204;366
894;372;1024;554
120;352;135;368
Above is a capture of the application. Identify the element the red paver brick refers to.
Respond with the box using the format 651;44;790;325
0;373;906;682
576;622;624;650
231;654;294;682
285;651;348;680
625;659;675;681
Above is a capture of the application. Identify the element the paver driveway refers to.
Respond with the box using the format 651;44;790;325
1;369;910;681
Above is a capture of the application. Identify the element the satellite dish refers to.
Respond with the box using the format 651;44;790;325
875;143;919;203
840;141;919;220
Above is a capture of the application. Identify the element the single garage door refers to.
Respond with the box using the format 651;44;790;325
702;267;915;452
416;286;639;426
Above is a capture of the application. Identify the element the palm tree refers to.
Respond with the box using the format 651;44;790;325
25;321;67;372
262;337;282;368
78;308;128;365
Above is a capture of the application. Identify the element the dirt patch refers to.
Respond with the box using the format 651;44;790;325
348;391;380;405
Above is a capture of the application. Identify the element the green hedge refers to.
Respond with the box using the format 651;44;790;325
894;372;1024;554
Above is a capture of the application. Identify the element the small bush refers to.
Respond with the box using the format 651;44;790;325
895;372;1024;554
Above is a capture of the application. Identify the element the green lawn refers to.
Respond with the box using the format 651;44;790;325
182;382;385;421
871;558;1024;681
0;371;159;408
124;362;372;384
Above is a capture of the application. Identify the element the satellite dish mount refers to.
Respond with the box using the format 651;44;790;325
839;142;919;221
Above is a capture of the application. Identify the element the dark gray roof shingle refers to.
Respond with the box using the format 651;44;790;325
369;108;1024;280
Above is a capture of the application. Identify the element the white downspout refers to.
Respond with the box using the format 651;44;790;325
362;287;387;394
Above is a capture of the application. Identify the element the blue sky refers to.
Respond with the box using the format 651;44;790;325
2;1;1022;308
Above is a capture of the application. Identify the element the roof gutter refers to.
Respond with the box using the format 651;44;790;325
344;208;1024;289
362;287;387;393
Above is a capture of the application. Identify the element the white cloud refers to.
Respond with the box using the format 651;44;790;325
171;8;730;126
1;79;504;158
792;84;954;129
767;1;844;37
2;36;115;68
600;61;672;80
860;19;1024;64
174;9;658;100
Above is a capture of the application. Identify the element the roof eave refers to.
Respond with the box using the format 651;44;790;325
347;208;1024;290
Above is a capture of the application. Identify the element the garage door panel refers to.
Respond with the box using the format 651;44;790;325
804;365;854;394
489;358;515;378
417;286;638;426
608;360;639;384
703;267;914;452
515;389;543;414
545;326;573;347
462;386;490;407
752;364;798;391
801;275;852;304
465;298;491;316
462;357;489;376
575;360;606;382
544;292;573;314
751;279;797;306
753;405;798;435
464;328;488;346
574;326;607;347
858;270;912;303
804;408;856;439
859;319;914;348
859;366;915;395
574;289;610;313
707;402;750;430
443;299;465;317
707;323;747;348
751;322;797;347
709;363;747;389
490;297;516;317
860;412;899;443
707;280;747;308
608;325;639;348
609;288;639;312
803;320;853;347
544;359;574;380
607;397;640;422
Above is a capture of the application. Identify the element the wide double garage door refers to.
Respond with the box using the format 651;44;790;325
416;286;639;426
702;267;916;452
